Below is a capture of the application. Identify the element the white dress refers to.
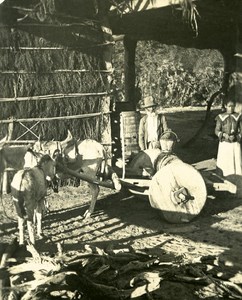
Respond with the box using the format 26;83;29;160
217;141;242;176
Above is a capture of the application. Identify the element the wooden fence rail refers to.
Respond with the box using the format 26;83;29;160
0;69;112;74
0;43;115;50
0;92;108;103
0;112;111;124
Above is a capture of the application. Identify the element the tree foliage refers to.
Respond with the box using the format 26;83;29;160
112;40;224;108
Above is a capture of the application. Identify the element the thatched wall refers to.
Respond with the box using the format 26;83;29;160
0;1;112;143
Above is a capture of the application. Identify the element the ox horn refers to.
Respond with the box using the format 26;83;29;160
62;130;73;143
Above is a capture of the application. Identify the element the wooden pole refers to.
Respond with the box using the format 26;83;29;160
56;163;115;189
56;162;145;192
0;92;108;103
98;10;114;165
0;43;115;49
123;36;137;110
219;3;242;112
220;48;236;110
0;112;111;124
0;69;112;74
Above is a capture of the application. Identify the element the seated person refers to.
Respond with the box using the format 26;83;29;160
126;131;179;178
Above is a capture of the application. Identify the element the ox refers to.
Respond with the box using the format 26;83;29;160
11;155;56;245
34;132;121;219
0;131;72;194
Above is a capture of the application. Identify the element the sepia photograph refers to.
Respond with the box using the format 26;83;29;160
0;1;242;299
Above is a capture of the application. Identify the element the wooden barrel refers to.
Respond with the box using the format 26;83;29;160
149;159;207;223
120;111;140;159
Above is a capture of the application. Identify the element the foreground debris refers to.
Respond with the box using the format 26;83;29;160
0;240;242;300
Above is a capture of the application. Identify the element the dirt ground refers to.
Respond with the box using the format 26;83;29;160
0;107;242;298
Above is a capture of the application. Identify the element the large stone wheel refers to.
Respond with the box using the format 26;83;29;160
149;160;207;223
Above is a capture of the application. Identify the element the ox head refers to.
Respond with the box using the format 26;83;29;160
33;130;74;159
38;154;56;179
37;154;59;193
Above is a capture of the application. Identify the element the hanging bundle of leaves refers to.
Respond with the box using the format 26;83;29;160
177;0;200;36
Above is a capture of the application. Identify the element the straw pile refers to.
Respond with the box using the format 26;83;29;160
0;3;111;142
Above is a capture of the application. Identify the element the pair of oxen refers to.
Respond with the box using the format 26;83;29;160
0;131;121;206
0;131;121;245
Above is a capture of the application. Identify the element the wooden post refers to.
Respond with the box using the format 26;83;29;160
2;171;8;195
98;10;113;165
7;118;14;141
234;29;242;112
220;3;242;112
123;37;137;110
219;49;235;109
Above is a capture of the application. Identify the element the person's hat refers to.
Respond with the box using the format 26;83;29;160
142;96;157;108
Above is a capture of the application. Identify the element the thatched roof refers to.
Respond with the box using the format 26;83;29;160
1;0;241;52
0;0;111;51
109;0;242;52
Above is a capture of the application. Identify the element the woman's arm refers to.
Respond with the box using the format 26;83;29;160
215;116;223;140
237;115;242;142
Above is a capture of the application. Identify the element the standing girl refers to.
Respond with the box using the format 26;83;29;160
215;100;242;177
